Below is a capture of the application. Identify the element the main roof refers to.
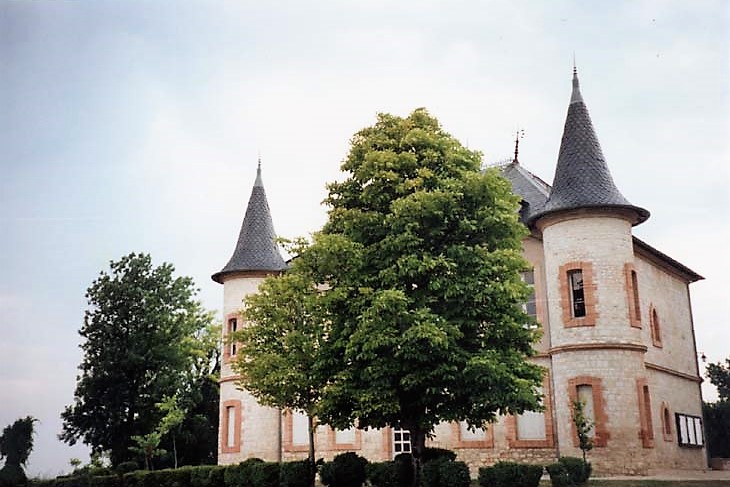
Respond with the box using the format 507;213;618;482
527;68;650;226
211;164;288;284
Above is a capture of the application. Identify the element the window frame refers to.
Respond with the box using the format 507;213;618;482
559;262;598;327
675;413;704;448
220;399;241;453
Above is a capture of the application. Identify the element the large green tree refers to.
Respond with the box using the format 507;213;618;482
233;240;324;486
60;253;217;467
704;358;730;459
307;109;542;483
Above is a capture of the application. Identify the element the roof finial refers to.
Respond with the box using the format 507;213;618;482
570;57;584;105
254;154;263;187
513;129;524;164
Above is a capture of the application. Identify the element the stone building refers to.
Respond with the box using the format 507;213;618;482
212;70;707;476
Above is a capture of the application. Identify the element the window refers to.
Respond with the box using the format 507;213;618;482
624;263;642;327
559;262;597;327
517;410;546;440
335;427;356;445
676;413;704;447
568;270;586;318
329;424;362;451
224;315;240;363
650;306;662;347
228;318;238;356
453;420;493;448
522;270;537;319
284;410;310;452
507;377;555;448
636;379;654;448
221;400;241;453
568;376;608;447
392;428;411;458
576;385;595;438
661;403;673;442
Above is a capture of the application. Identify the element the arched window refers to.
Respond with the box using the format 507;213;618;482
661;402;673;442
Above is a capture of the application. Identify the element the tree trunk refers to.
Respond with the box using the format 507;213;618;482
408;426;427;487
307;415;316;487
172;433;178;469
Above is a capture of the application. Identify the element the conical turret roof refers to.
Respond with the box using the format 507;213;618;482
529;68;649;226
212;163;288;284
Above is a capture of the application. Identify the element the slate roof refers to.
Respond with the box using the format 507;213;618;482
527;69;650;226
212;165;288;284
501;162;550;223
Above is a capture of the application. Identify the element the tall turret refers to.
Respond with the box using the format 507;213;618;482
213;162;286;464
535;69;654;474
529;67;649;227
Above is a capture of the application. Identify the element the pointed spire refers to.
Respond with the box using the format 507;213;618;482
529;68;649;227
212;163;288;283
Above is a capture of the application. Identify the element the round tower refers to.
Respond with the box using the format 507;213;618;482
529;69;654;474
212;162;288;464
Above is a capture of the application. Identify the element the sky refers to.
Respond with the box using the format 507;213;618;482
1;0;728;478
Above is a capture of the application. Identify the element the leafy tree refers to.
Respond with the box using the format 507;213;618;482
704;357;730;459
303;109;543;485
60;253;217;466
0;416;37;485
571;400;594;463
707;358;730;401
233;239;324;487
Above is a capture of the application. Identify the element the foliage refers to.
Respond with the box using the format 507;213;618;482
294;109;542;484
279;460;313;487
705;357;730;459
421;458;470;487
319;452;368;487
0;416;37;487
434;461;470;487
60;253;218;466
478;461;543;487
365;460;411;487
233;243;324;478
0;417;37;468
571;400;594;463
704;398;730;458
222;458;281;487
706;358;730;401
547;457;591;487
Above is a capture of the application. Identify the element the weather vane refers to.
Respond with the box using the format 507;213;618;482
513;129;525;164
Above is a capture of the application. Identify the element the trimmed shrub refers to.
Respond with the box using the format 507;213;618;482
114;462;139;476
279;460;313;487
224;458;264;487
319;452;368;487
437;461;470;487
87;476;120;487
248;462;278;487
122;471;146;487
365;461;411;487
189;465;224;487
478;461;543;487
546;457;590;487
